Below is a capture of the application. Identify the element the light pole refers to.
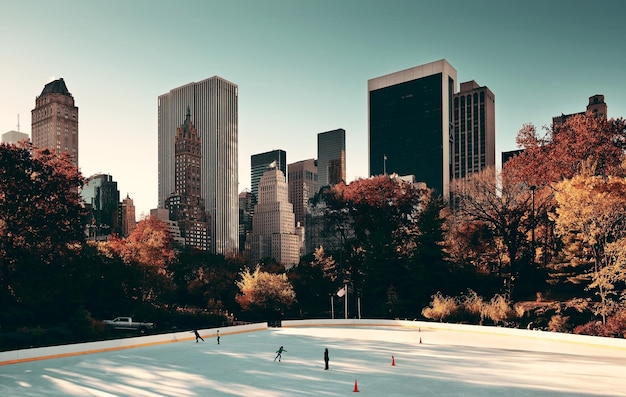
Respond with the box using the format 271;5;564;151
383;154;387;176
530;185;536;262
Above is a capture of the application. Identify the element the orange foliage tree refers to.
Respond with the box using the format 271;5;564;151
108;216;175;269
107;216;176;304
503;114;626;187
552;169;626;324
235;266;296;318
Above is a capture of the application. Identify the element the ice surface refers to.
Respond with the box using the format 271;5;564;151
1;325;625;396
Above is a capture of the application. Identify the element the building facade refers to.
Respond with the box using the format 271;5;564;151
31;78;79;166
81;174;120;239
249;166;300;268
287;158;317;228
158;76;238;254
165;108;210;250
151;208;185;247
368;59;457;197
251;149;287;202
120;194;136;238
2;130;29;144
238;189;254;253
452;80;496;179
317;129;345;190
553;94;608;126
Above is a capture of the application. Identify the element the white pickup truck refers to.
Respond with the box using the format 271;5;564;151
102;317;155;334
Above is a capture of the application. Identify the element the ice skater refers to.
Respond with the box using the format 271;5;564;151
324;348;329;370
274;346;286;362
216;330;220;344
192;329;204;343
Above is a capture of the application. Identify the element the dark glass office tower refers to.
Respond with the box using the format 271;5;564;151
368;59;456;197
317;128;346;190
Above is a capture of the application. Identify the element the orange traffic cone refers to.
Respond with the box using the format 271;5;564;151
353;379;360;392
391;355;396;366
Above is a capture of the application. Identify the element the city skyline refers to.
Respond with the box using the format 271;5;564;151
2;0;625;216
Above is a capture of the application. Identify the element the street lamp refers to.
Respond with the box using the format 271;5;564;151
530;185;536;262
383;154;387;176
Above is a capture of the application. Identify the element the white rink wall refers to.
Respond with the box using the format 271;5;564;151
3;319;626;366
0;322;267;365
281;318;626;349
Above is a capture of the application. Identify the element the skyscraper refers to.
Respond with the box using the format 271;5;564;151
2;130;28;144
81;174;120;240
287;158;317;227
250;149;287;201
552;94;608;126
158;76;238;254
317;129;345;191
452;80;496;179
165;108;210;250
31;78;79;166
120;194;136;238
238;189;254;252
368;59;457;197
249;166;300;268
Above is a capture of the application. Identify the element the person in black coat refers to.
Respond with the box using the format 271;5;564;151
324;348;329;370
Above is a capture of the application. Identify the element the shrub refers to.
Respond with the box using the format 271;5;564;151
422;292;458;322
548;314;570;333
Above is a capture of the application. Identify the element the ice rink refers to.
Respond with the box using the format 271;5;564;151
2;324;626;396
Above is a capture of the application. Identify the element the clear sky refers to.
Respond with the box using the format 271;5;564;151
2;0;625;217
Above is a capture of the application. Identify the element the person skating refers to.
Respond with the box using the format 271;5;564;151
192;329;204;343
324;348;329;370
217;330;220;344
274;346;286;362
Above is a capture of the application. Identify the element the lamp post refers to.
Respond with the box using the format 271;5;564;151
530;185;536;262
383;154;387;176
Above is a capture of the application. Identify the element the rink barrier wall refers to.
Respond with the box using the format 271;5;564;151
4;319;626;366
0;322;267;366
281;319;626;350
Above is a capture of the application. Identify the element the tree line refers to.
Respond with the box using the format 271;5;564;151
2;113;626;350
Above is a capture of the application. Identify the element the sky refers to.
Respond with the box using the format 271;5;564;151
2;0;626;217
2;325;626;396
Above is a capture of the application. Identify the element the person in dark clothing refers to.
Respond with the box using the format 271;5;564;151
324;348;329;370
274;346;286;362
217;330;220;344
192;329;204;343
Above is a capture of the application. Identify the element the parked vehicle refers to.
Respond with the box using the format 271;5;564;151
102;317;155;334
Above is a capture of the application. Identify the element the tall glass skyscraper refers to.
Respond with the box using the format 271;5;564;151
368;59;457;197
158;76;238;254
317;129;345;191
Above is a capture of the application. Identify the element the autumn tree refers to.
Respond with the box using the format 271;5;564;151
235;266;296;319
107;216;176;304
451;167;551;298
552;169;626;324
0;143;86;320
504;114;626;187
322;175;448;317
